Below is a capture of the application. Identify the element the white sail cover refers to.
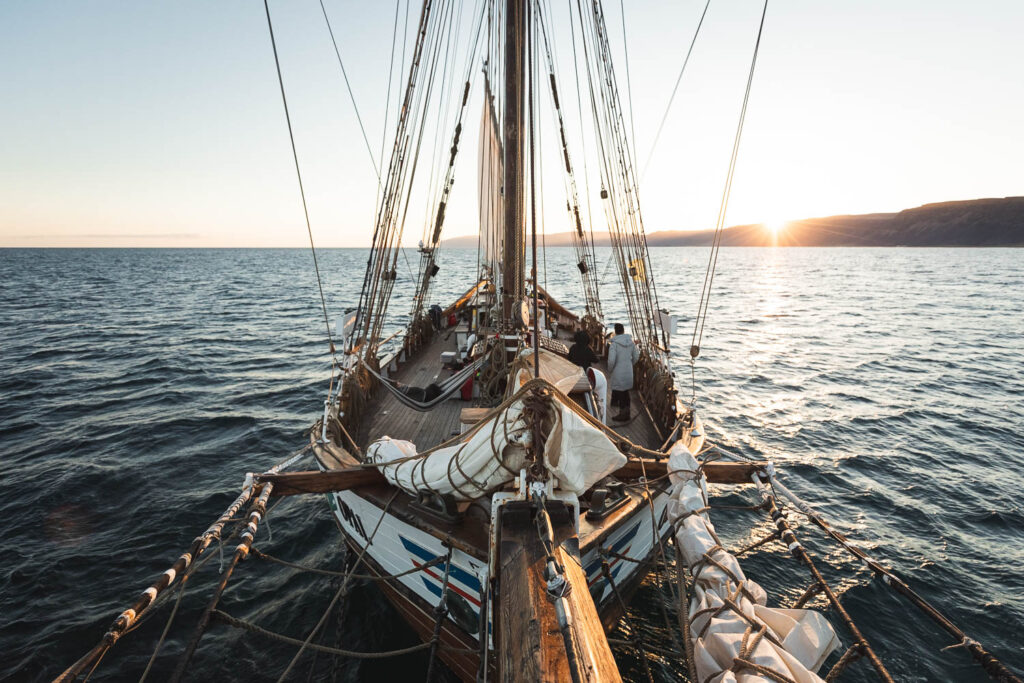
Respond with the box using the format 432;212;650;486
366;394;625;501
667;441;840;682
478;87;503;276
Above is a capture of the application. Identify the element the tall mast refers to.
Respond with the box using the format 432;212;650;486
501;0;526;328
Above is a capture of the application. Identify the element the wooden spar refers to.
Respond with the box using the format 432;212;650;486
535;284;581;322
614;458;768;484
753;480;895;682
255;468;386;496
501;0;525;326
169;483;275;683
768;475;1024;683
53;481;258;683
252;460;766;499
496;502;621;682
441;278;489;318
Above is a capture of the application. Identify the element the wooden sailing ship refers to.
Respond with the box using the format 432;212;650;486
310;0;700;677
54;2;1024;682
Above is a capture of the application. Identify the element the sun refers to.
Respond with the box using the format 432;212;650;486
763;219;787;236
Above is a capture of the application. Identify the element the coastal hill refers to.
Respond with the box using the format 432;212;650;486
441;197;1024;247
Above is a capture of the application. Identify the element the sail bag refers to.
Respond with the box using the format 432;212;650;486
667;441;840;682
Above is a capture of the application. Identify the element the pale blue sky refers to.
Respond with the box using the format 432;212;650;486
1;1;1021;247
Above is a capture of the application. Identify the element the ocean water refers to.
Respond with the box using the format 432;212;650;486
1;247;1021;682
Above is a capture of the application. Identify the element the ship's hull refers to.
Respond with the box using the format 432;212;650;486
316;462;674;681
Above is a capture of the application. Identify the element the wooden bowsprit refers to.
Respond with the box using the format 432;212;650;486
495;500;621;683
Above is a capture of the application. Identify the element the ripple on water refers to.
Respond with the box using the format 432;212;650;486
1;247;1022;682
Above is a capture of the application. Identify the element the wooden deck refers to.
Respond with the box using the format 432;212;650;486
592;358;664;449
356;331;468;450
353;328;664;454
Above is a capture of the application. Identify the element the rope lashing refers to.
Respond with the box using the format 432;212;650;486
753;478;894;683
169;482;276;683
791;581;825;610
673;537;700;683
350;376;671;482
55;445;311;682
728;624;799;683
825;644;865;683
138;576;189;683
763;471;1024;683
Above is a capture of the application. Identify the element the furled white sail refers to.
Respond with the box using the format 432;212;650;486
365;393;624;501
666;441;840;682
478;85;503;276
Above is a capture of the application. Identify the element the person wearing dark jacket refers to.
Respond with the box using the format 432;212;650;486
567;330;598;369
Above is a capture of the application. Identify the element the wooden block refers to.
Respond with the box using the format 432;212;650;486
460;407;492;425
568;375;593;394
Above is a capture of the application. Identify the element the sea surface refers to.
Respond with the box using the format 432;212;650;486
1;247;1022;682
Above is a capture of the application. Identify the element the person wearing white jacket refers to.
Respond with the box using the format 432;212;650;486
607;322;639;422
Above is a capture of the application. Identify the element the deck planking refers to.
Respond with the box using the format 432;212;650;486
356;330;664;454
592;357;664;450
357;330;468;450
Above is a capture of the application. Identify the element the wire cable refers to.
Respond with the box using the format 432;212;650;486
691;0;769;358
642;0;712;180
263;0;336;358
319;0;381;180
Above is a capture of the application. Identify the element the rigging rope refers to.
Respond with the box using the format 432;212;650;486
358;355;484;412
318;0;381;180
572;0;668;357
690;0;769;360
535;1;602;320
274;490;400;682
641;0;712;180
618;0;639;180
528;0;541;378
263;0;337;359
410;0;489;321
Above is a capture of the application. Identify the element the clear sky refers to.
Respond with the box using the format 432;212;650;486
1;1;1021;247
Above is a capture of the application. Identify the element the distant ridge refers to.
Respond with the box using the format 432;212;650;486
441;197;1024;247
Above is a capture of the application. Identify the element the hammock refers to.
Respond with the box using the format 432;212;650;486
360;357;485;412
